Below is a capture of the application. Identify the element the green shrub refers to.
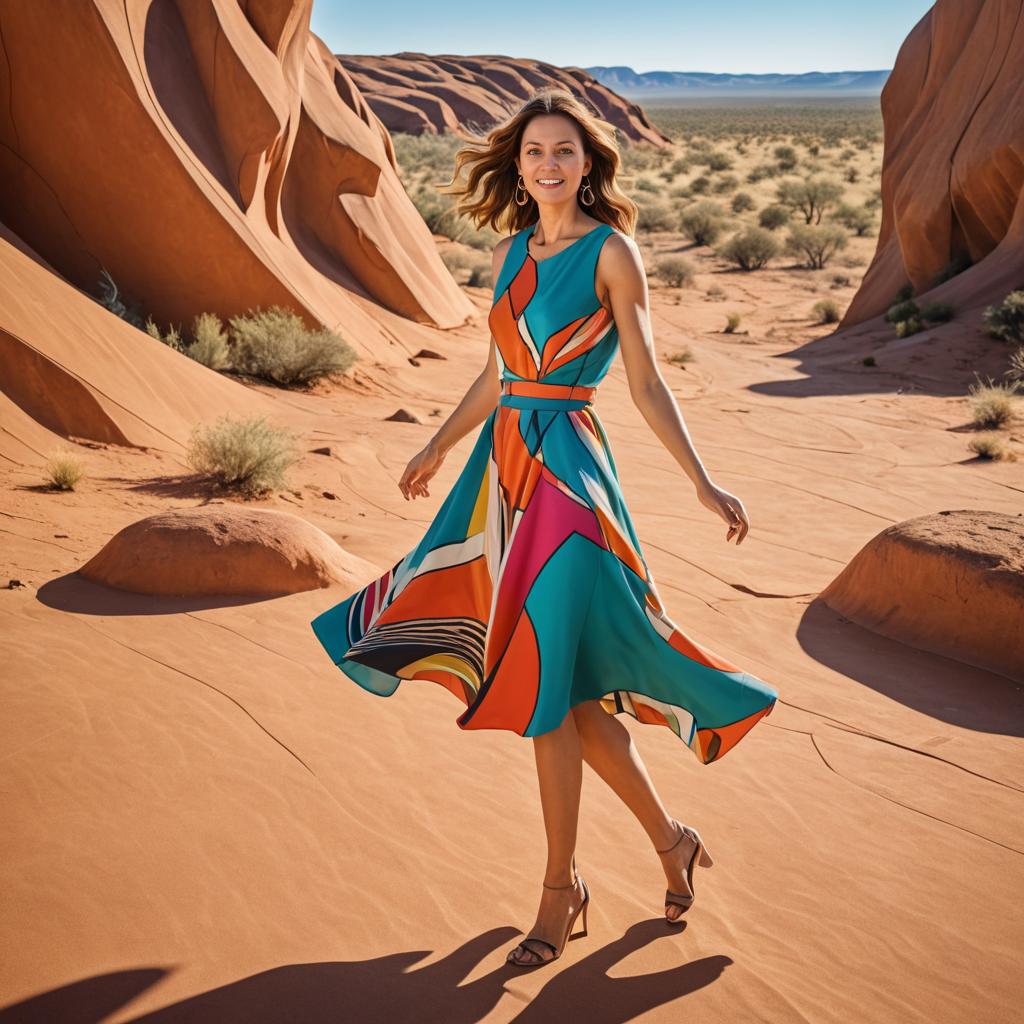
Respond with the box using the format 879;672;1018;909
776;176;844;224
932;253;973;286
758;204;791;230
145;318;186;353
784;223;848;269
834;203;875;236
187;414;299;496
812;299;842;324
679;200;727;246
895;317;923;338
228;306;356;387
717;227;780;270
885;300;920;323
893;282;914;303
655;255;697;288
45;448;84;490
919;302;954;323
982;289;1024;343
774;145;798;171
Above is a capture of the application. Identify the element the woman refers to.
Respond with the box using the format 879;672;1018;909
310;89;777;968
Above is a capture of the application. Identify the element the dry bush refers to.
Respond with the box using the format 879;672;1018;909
967;378;1020;429
717;227;780;270
667;346;694;366
785;223;848;269
812;299;842;324
679;200;727;246
983;289;1024;344
655;255;697;288
228;306;356;387
187;414;299;496
188;312;231;370
45;449;84;490
724;311;742;333
968;433;1013;460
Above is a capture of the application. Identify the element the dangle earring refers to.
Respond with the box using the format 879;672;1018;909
579;174;596;206
515;173;530;206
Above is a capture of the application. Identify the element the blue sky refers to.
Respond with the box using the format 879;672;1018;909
310;0;934;74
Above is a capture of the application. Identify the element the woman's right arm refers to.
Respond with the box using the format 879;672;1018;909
398;236;511;501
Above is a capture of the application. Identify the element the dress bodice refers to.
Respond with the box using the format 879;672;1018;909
487;222;619;391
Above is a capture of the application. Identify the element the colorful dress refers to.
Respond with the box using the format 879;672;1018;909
310;221;778;764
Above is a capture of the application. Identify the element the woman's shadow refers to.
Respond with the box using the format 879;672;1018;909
0;921;731;1023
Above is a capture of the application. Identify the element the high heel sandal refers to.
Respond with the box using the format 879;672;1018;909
506;855;590;967
656;818;714;923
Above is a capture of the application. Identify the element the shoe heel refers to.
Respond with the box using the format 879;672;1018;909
575;878;590;937
698;841;714;868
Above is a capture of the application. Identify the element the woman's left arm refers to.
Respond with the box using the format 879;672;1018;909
599;233;750;545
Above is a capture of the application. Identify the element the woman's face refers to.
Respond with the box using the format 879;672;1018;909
516;115;591;207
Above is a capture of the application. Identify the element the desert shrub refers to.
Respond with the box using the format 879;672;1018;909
188;313;231;370
706;151;734;172
731;192;755;213
982;289;1024;344
655;255;696;288
689;175;711;195
1006;346;1024;382
774;145;798;171
863;355;876;366
895;317;923;338
679;200;727;246
724;311;742;333
706;283;726;300
892;282;914;303
712;174;739;194
670;156;692;176
776;176;844;224
717;227;780;270
831;273;852;287
747;163;779;183
968;433;1011;460
758;204;791;230
145;318;186;353
96;269;145;329
885;300;919;323
635;198;676;232
228;306;356;387
667;346;694;366
932;253;973;286
45;449;84;490
834;203;875;236
636;176;661;193
187;414;299;496
784;223;848;269
919;302;954;323
967;379;1020;428
812;299;842;324
843;166;860;183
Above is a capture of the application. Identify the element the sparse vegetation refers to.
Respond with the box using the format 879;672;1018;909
724;311;742;333
45;449;84;491
717;227;780;270
186;414;299;497
776;176;845;225
228;306;356;387
982;289;1024;344
187;312;231;370
730;192;755;213
812;299;842;324
679;200;727;246
635;197;676;232
667;346;694;367
784;223;848;269
968;433;1013;461
967;378;1020;429
655;255;697;288
758;204;791;230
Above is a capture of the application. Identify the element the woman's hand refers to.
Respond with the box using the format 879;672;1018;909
696;479;749;544
398;440;447;501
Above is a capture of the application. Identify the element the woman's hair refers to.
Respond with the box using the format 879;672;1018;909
439;88;639;237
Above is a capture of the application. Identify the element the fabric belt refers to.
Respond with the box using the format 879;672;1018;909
499;379;597;405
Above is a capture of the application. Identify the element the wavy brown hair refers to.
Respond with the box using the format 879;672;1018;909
438;88;638;237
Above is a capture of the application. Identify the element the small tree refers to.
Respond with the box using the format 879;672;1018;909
785;223;848;269
679;201;727;246
758;204;791;231
776;176;844;225
717;227;780;271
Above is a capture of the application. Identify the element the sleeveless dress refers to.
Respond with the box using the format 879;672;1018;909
310;221;778;764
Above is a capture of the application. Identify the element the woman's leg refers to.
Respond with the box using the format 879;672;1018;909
507;709;589;964
571;699;697;916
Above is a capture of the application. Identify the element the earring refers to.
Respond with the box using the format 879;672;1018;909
515;173;530;207
579;175;595;206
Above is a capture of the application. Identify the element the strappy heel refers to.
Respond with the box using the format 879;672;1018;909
507;855;590;967
656;818;714;923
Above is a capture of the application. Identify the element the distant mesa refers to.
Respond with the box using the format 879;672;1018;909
585;67;891;98
335;52;671;147
819;510;1024;683
843;0;1024;327
79;506;378;598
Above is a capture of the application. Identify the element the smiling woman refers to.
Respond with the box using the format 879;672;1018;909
309;86;778;969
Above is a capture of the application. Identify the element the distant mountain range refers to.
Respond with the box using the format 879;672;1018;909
584;68;890;98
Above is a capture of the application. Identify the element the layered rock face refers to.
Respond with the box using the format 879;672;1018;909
819;510;1024;683
0;0;475;339
844;0;1024;326
336;52;672;147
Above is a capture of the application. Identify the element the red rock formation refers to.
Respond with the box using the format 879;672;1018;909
79;505;378;596
843;0;1024;327
819;510;1024;683
336;52;672;148
0;0;475;340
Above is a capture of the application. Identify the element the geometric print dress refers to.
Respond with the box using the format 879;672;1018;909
310;220;778;764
